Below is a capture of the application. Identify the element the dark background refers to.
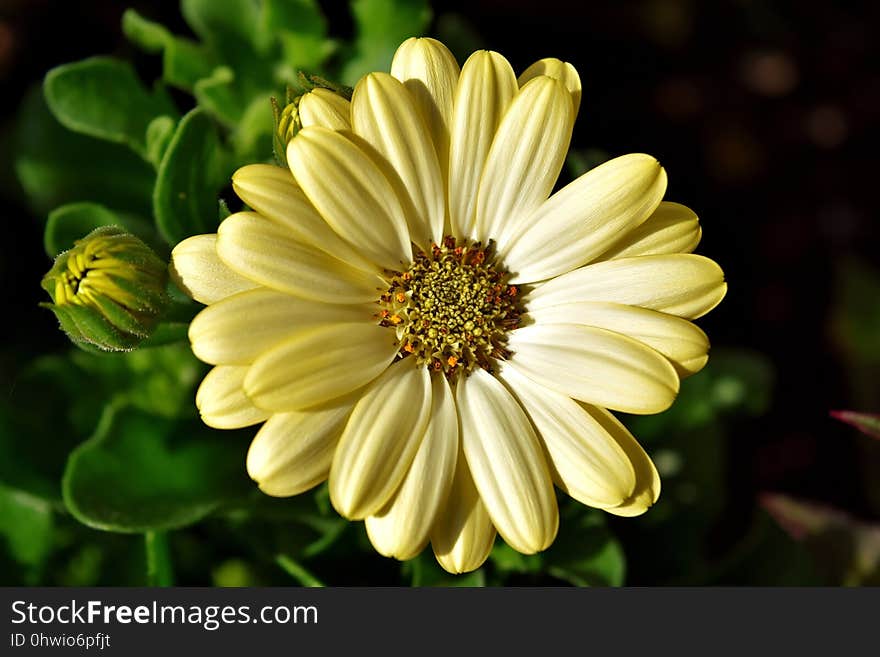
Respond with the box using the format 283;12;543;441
2;0;879;584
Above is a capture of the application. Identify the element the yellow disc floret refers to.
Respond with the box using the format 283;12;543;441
378;236;522;378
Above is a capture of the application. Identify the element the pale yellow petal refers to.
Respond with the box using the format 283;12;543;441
527;254;728;320
597;201;702;261
455;369;558;554
391;37;460;185
298;88;352;131
499;363;635;508
527;301;710;377
448;50;518;239
195;365;270;429
329;358;432;520
188;288;375;365
518;57;582;115
169;234;257;305
352;72;445;247
231;164;372;271
476;76;574;245
244;323;398;412
431;445;496;574
246;393;357;497
287;127;412;270
503;154;667;283
216;211;382;304
507;323;680;414
365;373;459;560
580;404;661;517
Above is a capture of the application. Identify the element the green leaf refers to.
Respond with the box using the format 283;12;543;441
122;9;217;90
261;0;330;75
145;115;178;168
182;0;262;50
63;403;251;533
182;0;274;98
544;507;626;586
193;67;245;125
0;482;54;580
44;202;159;258
44;56;178;157
14;87;155;216
153;108;233;245
341;0;432;85
69;342;204;420
231;93;275;160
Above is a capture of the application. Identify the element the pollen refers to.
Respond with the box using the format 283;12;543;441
377;236;522;378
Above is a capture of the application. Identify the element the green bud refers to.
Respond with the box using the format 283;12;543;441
271;73;353;166
40;226;170;352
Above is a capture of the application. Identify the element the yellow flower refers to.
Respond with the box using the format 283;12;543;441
171;38;727;574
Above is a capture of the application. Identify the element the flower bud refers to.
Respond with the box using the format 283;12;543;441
40;226;169;351
271;74;353;166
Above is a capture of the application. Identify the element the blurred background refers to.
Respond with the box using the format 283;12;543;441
1;0;879;586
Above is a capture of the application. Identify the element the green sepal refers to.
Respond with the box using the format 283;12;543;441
44;303;142;352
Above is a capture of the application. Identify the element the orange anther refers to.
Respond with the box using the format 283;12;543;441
447;356;458;367
395;291;406;303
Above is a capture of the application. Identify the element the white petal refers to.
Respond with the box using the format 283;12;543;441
188;288;375;365
526;254;728;320
503;154;667;283
365;373;459;560
518;57;582;116
298;88;352;131
580;404;661;517
455;369;558;554
431;446;496;574
391;37;460;184
329;358;432;520
216;211;383;304
596;201;702;261
231;164;372;271
448;50;518;239
527;301;710;377
287;127;412;270
169;234;257;305
475;76;574;245
352;73;445;247
244;323;399;412
195;365;270;429
498;363;635;508
246;394;357;497
507;323;680;414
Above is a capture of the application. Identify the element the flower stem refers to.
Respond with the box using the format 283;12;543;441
275;554;324;587
145;531;174;587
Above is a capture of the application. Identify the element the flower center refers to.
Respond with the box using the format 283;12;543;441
378;236;522;378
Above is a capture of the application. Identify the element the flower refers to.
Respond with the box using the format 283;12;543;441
171;37;727;574
42;225;169;351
